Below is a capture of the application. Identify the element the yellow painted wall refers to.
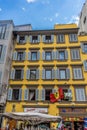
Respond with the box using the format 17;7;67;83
5;24;87;119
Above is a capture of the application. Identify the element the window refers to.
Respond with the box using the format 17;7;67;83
42;69;55;80
59;70;66;79
0;45;2;58
11;69;24;80
57;88;72;101
30;35;40;43
12;89;20;100
45;51;52;60
8;88;22;101
45;89;52;101
57;34;65;43
31;52;37;61
15;70;22;80
84;43;87;53
43;35;54;43
19;36;25;44
75;88;86;101
17;52;24;61
42;51;54;61
59;51;65;60
45;70;52;79
69;34;77;42
13;51;25;61
30;69;36;79
26;68;39;80
73;67;83;79
0;24;7;39
56;50;68;60
56;68;70;80
71;49;80;60
28;51;40;61
29;89;36;101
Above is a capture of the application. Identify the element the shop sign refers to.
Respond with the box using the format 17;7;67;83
24;108;48;113
63;117;83;121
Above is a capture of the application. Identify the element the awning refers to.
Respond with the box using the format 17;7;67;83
0;112;62;125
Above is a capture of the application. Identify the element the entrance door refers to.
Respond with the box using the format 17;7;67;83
74;121;84;130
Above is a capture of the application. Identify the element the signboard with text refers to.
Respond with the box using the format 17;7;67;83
24;108;48;113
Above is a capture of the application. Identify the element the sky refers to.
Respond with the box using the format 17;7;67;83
0;0;86;29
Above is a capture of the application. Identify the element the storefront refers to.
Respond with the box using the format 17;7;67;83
59;106;86;130
63;117;84;130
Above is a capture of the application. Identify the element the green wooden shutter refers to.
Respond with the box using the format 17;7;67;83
28;52;31;60
24;89;29;100
42;35;46;43
26;69;30;79
41;89;45;101
37;51;40;60
51;35;54;43
29;35;32;43
56;69;59;79
23;52;26;60
35;89;39;101
36;69;39;79
42;69;45;79
7;89;12;100
13;52;17;60
65;50;68;60
10;69;15;79
81;43;85;53
17;35;20;43
66;69;70;79
52;69;55;79
42;51;45;60
83;60;87;71
52;51;55;60
38;35;40;43
19;89;22;101
21;70;24;79
56;51;59;60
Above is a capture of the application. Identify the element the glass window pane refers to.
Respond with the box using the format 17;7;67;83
29;89;35;101
45;70;52;79
60;70;66;79
31;52;37;60
12;89;19;100
45;52;51;60
59;51;65;60
30;70;36;79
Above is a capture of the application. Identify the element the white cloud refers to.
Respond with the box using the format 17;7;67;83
42;0;50;5
0;8;2;11
22;7;26;11
49;18;53;22
68;15;79;25
55;13;59;18
26;0;36;3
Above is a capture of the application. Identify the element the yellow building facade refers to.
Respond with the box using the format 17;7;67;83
5;24;87;129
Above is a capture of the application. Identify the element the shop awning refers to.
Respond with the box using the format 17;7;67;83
0;112;62;125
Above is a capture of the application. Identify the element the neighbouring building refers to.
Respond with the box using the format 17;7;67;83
78;0;87;34
4;23;87;130
0;20;14;127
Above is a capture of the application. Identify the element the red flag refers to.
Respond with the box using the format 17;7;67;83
50;93;57;102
